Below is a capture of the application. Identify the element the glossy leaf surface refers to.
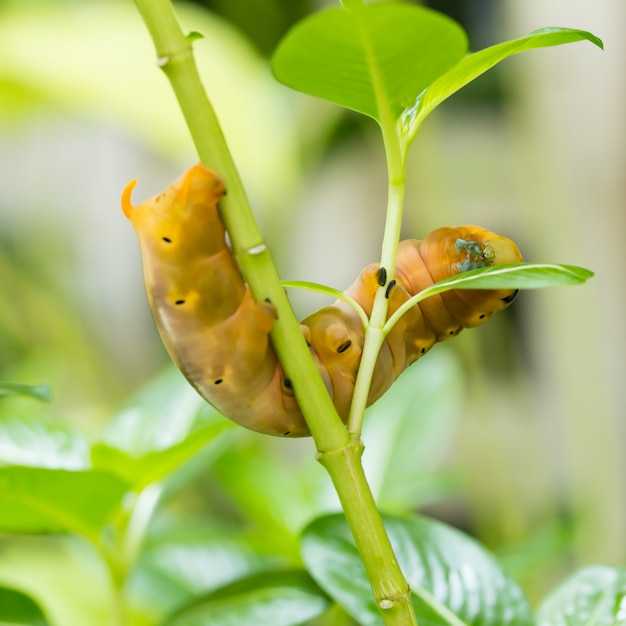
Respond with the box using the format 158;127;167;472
301;513;533;626
537;565;626;626
405;27;603;138
272;3;467;122
423;263;593;292
385;263;593;336
166;570;330;626
273;2;601;141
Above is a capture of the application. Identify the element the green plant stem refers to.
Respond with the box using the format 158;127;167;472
319;440;417;625
132;1;417;624
347;127;408;435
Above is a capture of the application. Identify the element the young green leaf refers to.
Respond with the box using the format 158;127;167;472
537;565;626;626
0;382;51;402
301;513;534;626
403;27;603;140
0;466;128;538
422;263;593;292
272;3;467;123
385;263;593;337
166;570;331;626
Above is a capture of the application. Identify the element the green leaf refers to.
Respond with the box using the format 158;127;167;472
91;418;233;490
141;533;276;597
537;565;626;626
0;587;49;625
166;570;331;626
272;3;467;122
0;382;51;402
97;367;210;457
0;466;128;538
130;527;282;618
0;415;90;470
424;263;593;292
362;349;464;511
98;367;224;456
92;367;235;489
301;513;533;626
404;27;603;138
385;263;592;336
210;434;327;561
0;535;117;626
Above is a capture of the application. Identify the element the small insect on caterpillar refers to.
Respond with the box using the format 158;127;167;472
122;164;522;437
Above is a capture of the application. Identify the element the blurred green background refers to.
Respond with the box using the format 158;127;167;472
0;0;623;609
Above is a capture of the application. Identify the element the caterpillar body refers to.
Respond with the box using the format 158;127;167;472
122;164;522;437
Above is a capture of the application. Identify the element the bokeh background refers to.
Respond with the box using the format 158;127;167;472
1;0;623;607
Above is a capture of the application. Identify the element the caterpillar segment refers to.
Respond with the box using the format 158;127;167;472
122;164;522;437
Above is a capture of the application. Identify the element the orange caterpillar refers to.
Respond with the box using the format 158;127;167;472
122;164;522;437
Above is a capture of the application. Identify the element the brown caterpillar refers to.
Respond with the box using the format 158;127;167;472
122;164;522;437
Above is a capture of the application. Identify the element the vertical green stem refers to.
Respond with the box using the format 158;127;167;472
318;440;417;625
131;1;417;624
348;125;408;435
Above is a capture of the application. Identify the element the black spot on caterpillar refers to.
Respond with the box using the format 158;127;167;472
501;289;519;303
377;267;387;286
122;164;522;437
385;280;396;299
337;340;352;354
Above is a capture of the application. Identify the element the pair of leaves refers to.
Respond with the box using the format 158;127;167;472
0;368;242;624
288;263;595;337
274;2;599;298
128;522;331;625
0;393;123;539
0;367;232;538
272;1;602;136
111;510;626;626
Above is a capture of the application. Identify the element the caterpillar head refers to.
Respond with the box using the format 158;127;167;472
122;164;227;260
